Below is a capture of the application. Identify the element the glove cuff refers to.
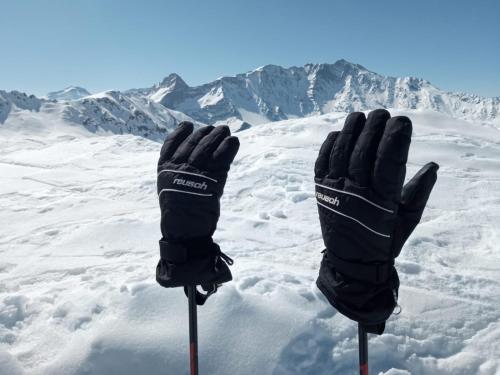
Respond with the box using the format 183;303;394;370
156;238;233;289
316;252;399;335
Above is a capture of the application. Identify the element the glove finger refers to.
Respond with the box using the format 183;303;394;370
372;116;412;201
314;131;339;179
213;136;240;170
158;121;194;166
348;109;390;187
328;112;365;179
171;125;214;163
189;125;231;168
401;162;439;214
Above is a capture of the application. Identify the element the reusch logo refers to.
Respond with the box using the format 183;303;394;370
316;192;340;207
173;178;208;190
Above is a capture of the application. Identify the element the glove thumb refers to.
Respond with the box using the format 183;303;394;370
392;162;439;257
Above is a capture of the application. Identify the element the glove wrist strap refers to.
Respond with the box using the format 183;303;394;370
325;250;393;284
159;237;217;263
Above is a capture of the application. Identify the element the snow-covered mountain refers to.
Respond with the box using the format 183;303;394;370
46;86;91;101
147;60;500;125
0;89;198;140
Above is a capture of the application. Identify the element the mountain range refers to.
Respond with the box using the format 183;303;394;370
144;60;500;126
1;59;499;139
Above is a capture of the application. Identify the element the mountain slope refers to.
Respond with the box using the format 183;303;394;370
0;90;42;124
148;60;500;125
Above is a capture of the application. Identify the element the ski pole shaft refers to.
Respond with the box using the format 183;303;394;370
358;323;368;375
187;286;199;375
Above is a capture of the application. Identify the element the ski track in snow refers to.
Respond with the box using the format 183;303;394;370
0;110;500;374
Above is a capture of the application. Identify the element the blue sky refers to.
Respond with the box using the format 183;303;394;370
1;0;498;97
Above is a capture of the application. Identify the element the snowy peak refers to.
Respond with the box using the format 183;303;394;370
46;86;91;101
159;73;189;90
149;73;189;103
304;59;369;77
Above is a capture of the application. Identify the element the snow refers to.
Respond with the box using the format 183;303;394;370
1;108;500;375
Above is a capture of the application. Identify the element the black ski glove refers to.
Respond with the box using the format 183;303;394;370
315;109;438;334
156;122;240;303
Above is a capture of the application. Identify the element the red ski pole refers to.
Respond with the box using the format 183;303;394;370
358;323;369;375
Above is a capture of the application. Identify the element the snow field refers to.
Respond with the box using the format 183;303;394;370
1;109;500;374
